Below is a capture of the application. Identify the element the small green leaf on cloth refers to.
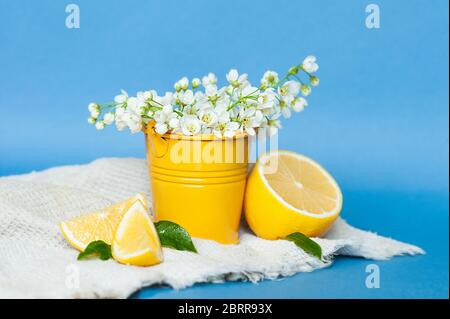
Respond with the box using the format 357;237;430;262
77;240;112;261
286;232;322;259
155;220;197;253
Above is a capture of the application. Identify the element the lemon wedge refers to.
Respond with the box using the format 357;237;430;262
111;200;163;266
60;194;147;251
244;150;342;239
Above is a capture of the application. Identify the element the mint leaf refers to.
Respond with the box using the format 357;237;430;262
155;220;197;253
77;240;112;261
286;232;322;259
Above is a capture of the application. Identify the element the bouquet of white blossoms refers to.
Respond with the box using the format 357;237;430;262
88;56;319;138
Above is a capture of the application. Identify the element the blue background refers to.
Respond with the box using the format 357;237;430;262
0;0;448;298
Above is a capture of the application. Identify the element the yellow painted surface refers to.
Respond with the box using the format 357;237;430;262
145;125;248;244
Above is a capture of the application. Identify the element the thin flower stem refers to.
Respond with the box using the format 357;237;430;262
275;74;290;87
150;99;165;107
292;75;305;85
227;88;259;111
99;103;119;111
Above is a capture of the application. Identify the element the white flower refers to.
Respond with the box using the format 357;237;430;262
179;90;195;105
215;105;231;124
127;97;145;115
202;73;217;87
204;86;228;108
95;120;105;130
267;116;282;128
103;112;115;125
180;116;202;136
213;121;240;138
183;104;199;116
226;69;248;88
279;100;291;118
204;84;218;97
223;122;240;138
154;122;169;135
155;92;175;106
239;108;263;135
192;78;201;89
278;80;300;104
260;71;279;87
115;107;127;131
153;106;179;134
198;109;218;127
137;90;153;101
257;88;278;114
302;55;319;73
194;90;205;100
281;106;291;119
114;89;128;104
126;113;142;134
241;85;259;97
261;113;281;136
116;121;127;131
168;117;180;130
154;110;168;124
292;97;308;112
215;93;231;109
88;103;99;114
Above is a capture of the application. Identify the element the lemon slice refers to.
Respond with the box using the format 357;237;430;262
60;194;147;251
244;150;342;239
112;200;163;266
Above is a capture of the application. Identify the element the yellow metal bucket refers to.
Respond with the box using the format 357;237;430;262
145;126;248;244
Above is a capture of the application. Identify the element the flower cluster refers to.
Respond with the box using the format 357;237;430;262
88;56;320;138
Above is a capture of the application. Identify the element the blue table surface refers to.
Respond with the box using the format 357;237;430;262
132;190;449;299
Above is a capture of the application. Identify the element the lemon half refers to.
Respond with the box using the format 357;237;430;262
244;150;342;239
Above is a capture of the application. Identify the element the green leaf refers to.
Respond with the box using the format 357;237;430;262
155;220;197;253
286;232;322;259
77;240;112;261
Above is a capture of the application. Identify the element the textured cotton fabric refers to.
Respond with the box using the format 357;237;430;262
0;158;424;298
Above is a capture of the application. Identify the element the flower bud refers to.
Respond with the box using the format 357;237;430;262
87;116;96;125
192;78;201;89
288;66;299;75
310;76;320;87
103;112;115;125
95;120;105;130
180;77;189;90
300;84;311;96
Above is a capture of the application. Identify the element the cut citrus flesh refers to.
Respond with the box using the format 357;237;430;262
60;194;147;251
112;200;163;266
244;150;342;239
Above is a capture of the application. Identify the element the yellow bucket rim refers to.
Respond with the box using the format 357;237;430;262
145;122;248;141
